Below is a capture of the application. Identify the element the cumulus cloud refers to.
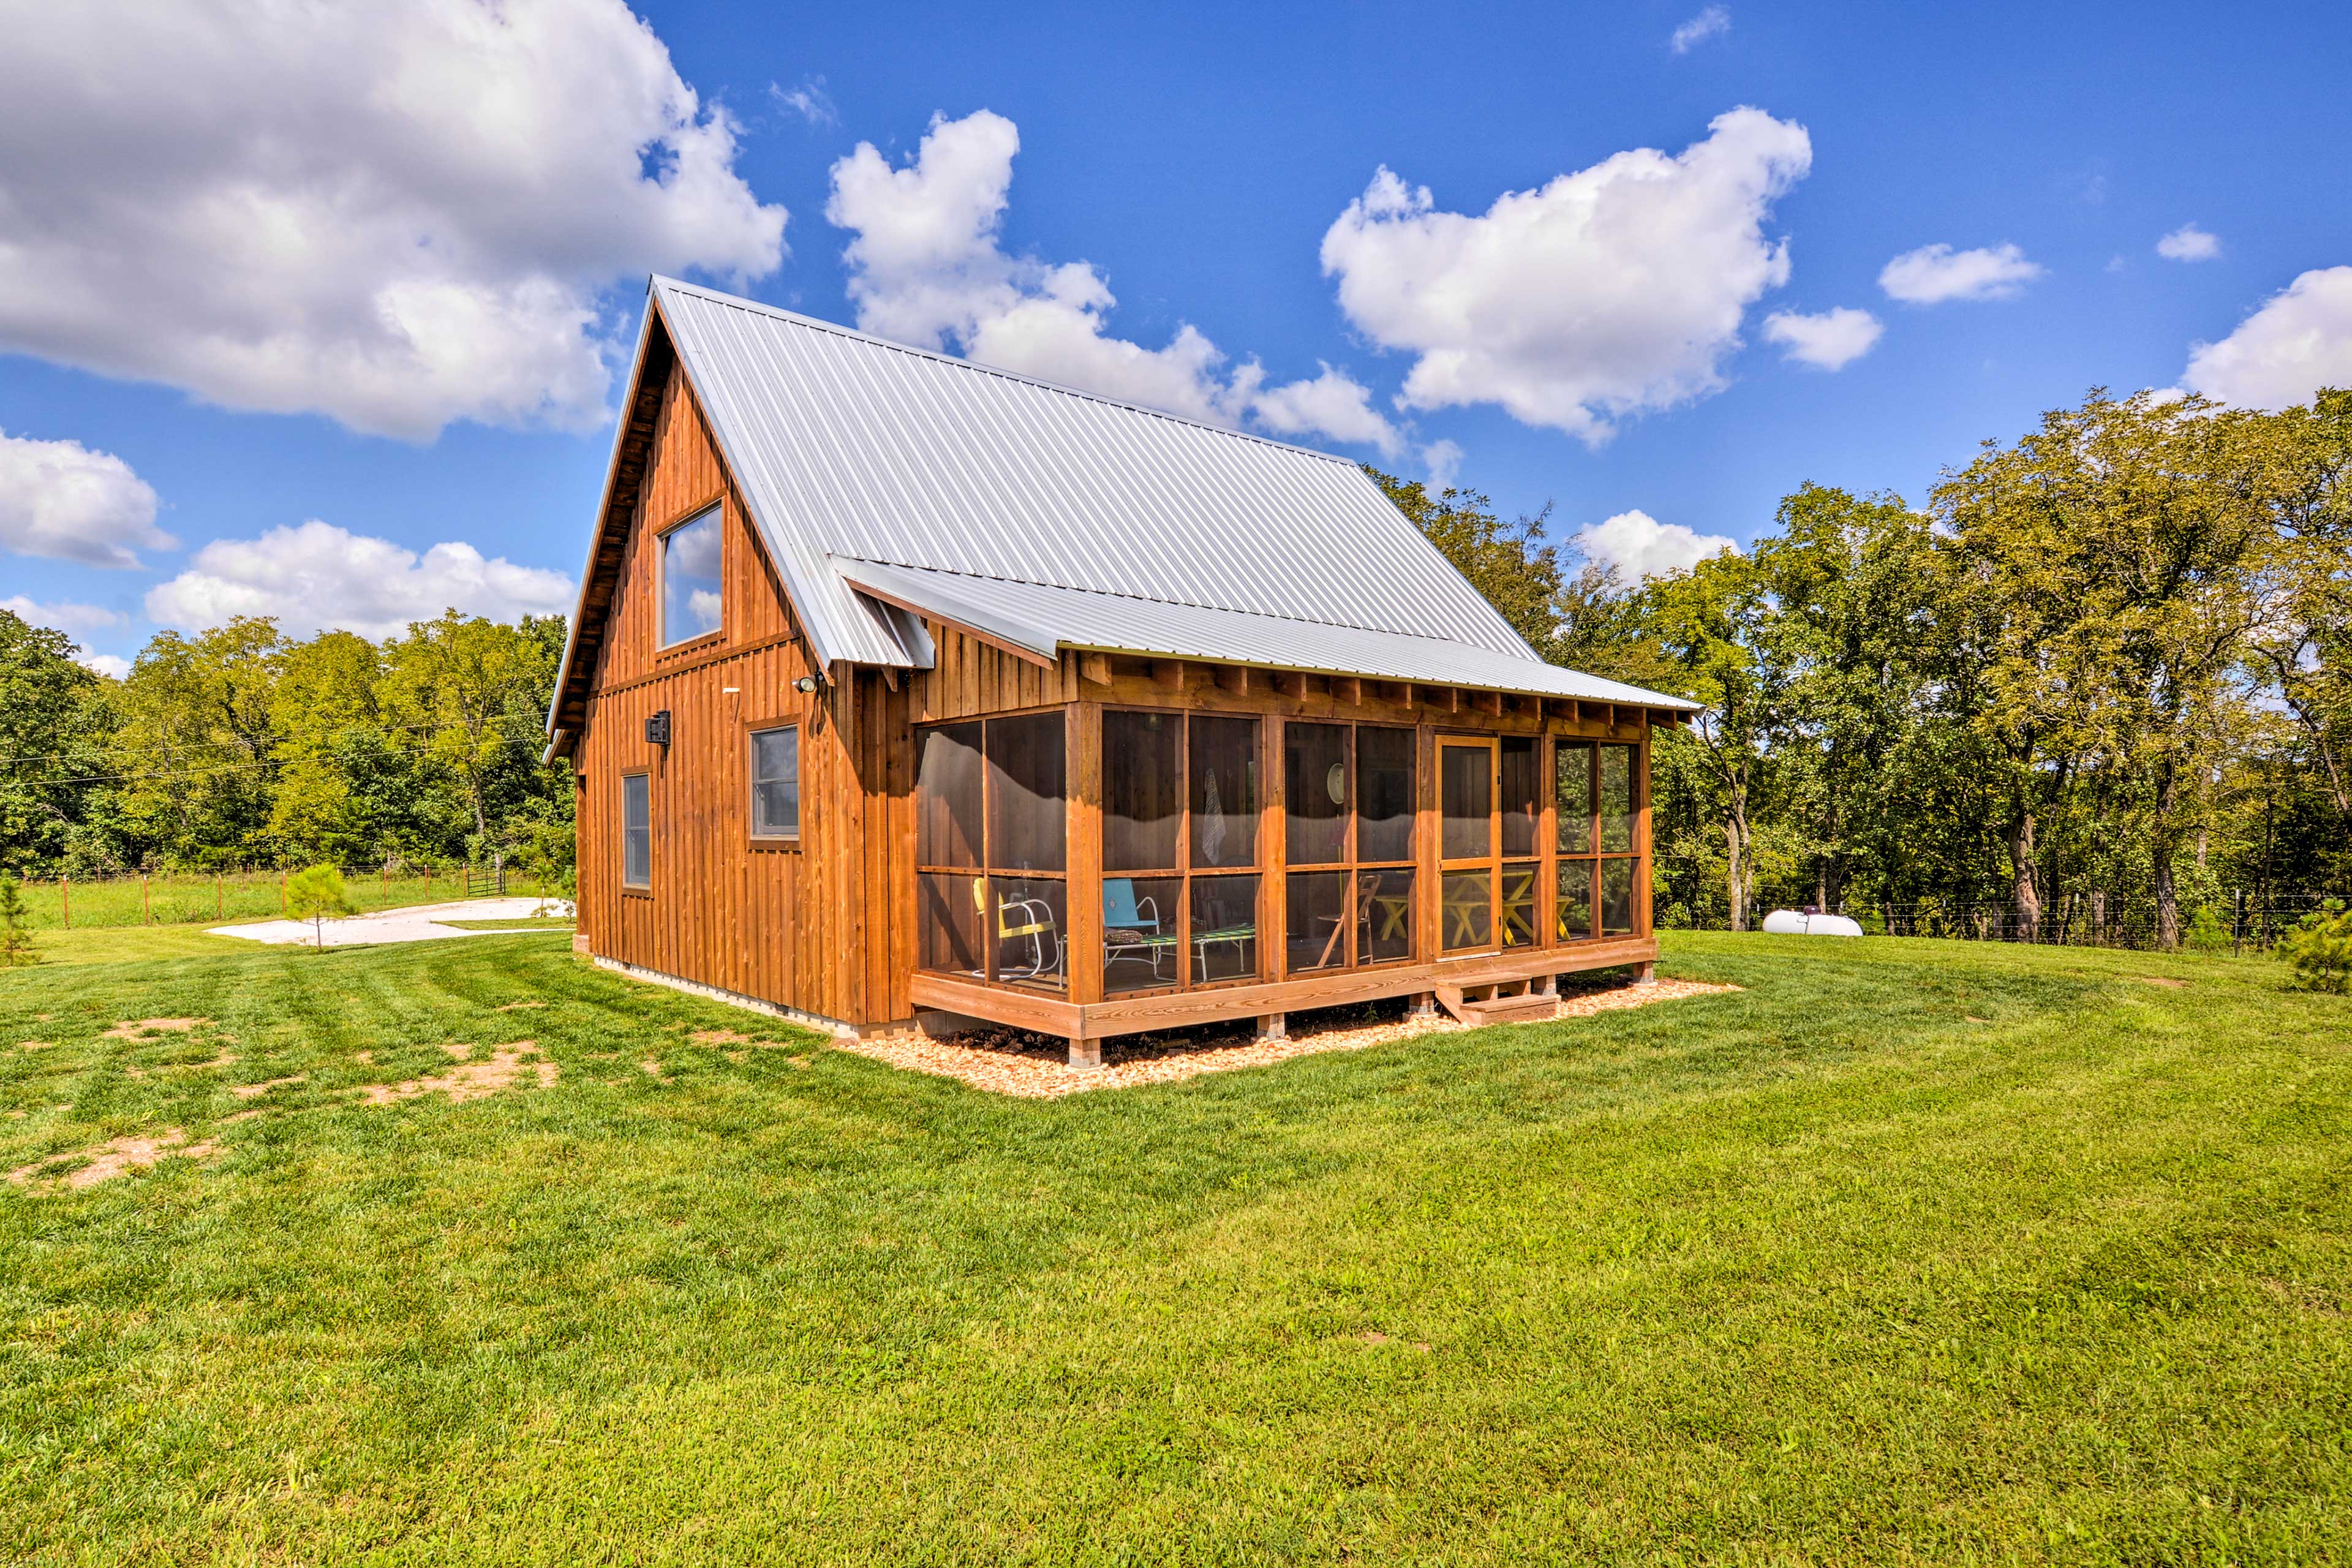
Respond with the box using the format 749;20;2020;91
2156;223;2222;263
1879;243;2043;303
0;430;173;568
1573;510;1736;581
145;521;575;640
0;596;127;638
1319;108;1812;444
826;110;1402;453
1760;307;1883;369
1672;6;1732;53
76;653;132;681
2182;266;2352;410
0;0;786;442
1420;439;1466;489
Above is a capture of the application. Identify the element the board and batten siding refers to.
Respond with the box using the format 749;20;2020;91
574;360;921;1030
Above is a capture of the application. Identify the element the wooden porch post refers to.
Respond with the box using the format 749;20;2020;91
1257;1012;1286;1042
1068;696;1105;1067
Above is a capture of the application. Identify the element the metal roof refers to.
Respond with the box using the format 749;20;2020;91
838;560;1696;706
599;276;1697;711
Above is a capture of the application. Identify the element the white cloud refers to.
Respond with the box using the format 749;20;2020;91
1573;510;1736;581
2156;223;2222;263
0;430;173;568
1250;364;1405;456
145;520;575;640
76;653;132;681
1420;439;1466;489
0;595;127;637
826;110;1402;453
2182;266;2352;410
1879;243;2043;304
1319;108;1812;444
771;75;839;127
0;0;786;442
1672;6;1732;53
1760;307;1883;369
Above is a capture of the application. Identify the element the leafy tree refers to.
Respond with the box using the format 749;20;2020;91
380;611;558;843
284;862;353;950
0;875;36;966
0;610;115;875
2275;900;2352;992
267;630;385;862
109;618;287;869
1364;468;1566;654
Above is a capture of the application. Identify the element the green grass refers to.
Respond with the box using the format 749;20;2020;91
431;916;577;932
10;870;522;930
1;932;2345;1563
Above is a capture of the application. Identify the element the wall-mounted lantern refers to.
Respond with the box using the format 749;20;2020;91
645;710;671;747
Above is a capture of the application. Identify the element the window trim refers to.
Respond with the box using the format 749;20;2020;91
655;500;726;653
620;769;652;894
745;719;802;847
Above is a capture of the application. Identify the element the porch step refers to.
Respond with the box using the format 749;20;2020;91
1459;990;1560;1026
1433;984;1559;1027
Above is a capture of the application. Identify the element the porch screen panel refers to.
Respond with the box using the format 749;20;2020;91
1556;742;1594;854
1599;744;1636;853
1356;867;1415;963
987;712;1066;872
1103;710;1181;872
1556;859;1595;942
1440;747;1491;861
1441;871;1492;951
1102;875;1182;995
1191;875;1260;983
1285;723;1350;867
1600;858;1637;937
1285;870;1349;973
916;713;1069;992
1499;737;1539;858
1189;717;1259;869
917;723;984;869
1356;727;1415;863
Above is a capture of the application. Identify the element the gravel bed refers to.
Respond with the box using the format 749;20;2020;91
839;976;1740;1098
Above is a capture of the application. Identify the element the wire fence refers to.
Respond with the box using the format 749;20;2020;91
1842;892;2340;954
12;861;530;931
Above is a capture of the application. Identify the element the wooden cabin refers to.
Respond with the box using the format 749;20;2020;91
546;277;1701;1066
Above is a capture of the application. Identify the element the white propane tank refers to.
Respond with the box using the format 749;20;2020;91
1762;909;1864;937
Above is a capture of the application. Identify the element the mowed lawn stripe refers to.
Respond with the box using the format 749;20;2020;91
1;932;2345;1562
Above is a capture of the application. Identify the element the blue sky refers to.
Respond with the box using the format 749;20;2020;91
6;0;2350;674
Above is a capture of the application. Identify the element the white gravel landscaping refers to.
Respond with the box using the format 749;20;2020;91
209;898;575;948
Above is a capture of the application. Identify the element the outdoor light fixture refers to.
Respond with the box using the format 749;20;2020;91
793;676;819;694
644;710;671;747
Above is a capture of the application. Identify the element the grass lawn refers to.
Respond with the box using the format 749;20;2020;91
12;870;559;931
1;929;2345;1563
431;917;578;932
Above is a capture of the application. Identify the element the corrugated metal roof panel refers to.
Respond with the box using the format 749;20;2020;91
652;277;1550;666
839;561;1702;709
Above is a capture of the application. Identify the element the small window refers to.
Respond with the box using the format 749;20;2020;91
750;725;800;839
622;773;651;889
659;506;723;647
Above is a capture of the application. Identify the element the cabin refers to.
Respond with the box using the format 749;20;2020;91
546;277;1701;1066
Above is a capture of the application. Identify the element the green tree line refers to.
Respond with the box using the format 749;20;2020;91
0;609;573;882
1375;385;2352;948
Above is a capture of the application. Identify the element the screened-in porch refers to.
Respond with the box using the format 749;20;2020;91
909;695;1653;1055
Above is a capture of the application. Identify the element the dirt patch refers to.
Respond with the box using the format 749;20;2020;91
17;1041;53;1052
352;1050;374;1065
2137;976;2188;989
10;1128;220;1189
230;1074;307;1100
690;1028;756;1046
846;978;1740;1099
639;1057;668;1080
100;1017;211;1042
2260;1277;2344;1317
494;1001;545;1012
358;1042;559;1107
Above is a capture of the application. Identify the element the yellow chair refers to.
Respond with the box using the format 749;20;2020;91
973;876;1062;982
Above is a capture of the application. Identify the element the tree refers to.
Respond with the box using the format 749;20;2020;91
380;612;558;843
0;609;114;875
108;618;287;869
1642;551;1792;930
1363;468;1566;654
284;863;353;950
268;630;385;862
0;875;36;967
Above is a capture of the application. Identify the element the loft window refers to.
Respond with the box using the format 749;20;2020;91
622;772;651;889
750;725;800;840
659;505;723;647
